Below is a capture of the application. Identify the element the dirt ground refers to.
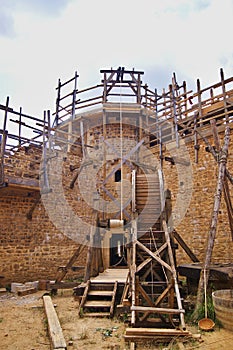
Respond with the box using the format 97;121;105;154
0;289;233;350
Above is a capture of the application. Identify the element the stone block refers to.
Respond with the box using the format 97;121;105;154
11;283;24;293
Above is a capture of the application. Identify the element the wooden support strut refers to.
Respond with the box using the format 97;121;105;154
26;195;41;220
210;119;233;240
193;125;230;319
173;230;199;263
196;128;233;185
55;244;87;283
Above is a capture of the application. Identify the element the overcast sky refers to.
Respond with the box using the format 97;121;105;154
0;0;233;120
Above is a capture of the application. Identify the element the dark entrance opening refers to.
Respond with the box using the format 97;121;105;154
115;169;121;182
110;233;127;267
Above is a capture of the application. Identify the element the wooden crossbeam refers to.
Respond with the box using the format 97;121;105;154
136;240;172;272
131;305;185;314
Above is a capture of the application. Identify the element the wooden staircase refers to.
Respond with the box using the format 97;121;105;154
78;269;128;318
78;280;118;317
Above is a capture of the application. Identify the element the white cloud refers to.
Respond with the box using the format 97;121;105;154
0;0;233;120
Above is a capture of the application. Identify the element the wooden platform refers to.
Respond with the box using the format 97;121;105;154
178;262;233;293
90;268;129;283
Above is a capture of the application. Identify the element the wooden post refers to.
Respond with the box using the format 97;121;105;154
0;130;7;186
19;107;22;146
193;126;230;320
55;78;61;127
84;225;95;282
211;119;233;239
163;220;186;330
0;97;9;186
220;68;229;123
131;217;137;326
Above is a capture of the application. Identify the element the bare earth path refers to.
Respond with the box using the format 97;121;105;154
0;290;233;350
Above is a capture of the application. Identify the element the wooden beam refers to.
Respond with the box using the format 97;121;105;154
26;195;41;220
6;176;39;190
131;305;185;314
136;240;172;272
173;230;199;262
54;244;86;284
125;328;191;336
43;295;66;350
210;119;233;240
136;257;152;273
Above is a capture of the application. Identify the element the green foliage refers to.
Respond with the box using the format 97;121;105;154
95;326;119;339
79;307;84;318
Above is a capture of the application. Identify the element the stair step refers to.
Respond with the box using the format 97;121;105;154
83;312;110;317
84;300;112;308
88;291;113;297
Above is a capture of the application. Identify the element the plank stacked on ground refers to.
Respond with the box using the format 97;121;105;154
43;295;67;350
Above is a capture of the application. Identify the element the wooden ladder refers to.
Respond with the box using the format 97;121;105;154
78;280;118;318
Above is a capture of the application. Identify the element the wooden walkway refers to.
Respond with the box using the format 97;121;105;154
90;268;129;283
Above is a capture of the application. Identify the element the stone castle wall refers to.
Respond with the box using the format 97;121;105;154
151;125;233;265
1;118;233;286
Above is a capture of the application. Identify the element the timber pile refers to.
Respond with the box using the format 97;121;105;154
124;327;193;343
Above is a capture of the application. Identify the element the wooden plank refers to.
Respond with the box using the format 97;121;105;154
84;300;111;307
130;342;135;350
43;295;66;350
88;290;113;296
125;328;191;335
6;176;39;190
131;306;185;314
124;335;190;342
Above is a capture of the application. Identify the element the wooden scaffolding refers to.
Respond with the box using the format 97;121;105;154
1;67;233;339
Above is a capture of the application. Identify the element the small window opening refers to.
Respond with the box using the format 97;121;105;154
115;169;121;182
149;134;158;147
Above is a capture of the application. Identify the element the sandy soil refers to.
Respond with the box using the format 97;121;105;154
0;290;233;350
